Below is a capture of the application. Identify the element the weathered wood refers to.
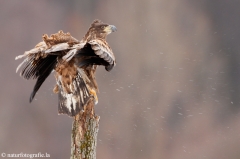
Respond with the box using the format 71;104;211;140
71;99;100;159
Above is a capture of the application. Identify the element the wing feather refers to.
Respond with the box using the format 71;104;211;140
44;43;69;53
19;55;56;80
77;39;116;71
29;55;58;102
88;39;115;61
15;42;48;61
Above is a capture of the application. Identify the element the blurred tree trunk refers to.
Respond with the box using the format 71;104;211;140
70;99;100;159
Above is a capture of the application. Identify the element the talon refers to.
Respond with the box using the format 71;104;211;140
89;89;98;105
53;85;59;93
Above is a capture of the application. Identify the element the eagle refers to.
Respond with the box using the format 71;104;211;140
15;20;117;117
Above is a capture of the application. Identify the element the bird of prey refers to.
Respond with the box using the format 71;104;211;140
15;19;117;117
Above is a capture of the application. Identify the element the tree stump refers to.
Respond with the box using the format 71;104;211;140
71;99;100;159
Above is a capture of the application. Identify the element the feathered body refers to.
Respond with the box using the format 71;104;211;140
15;20;117;117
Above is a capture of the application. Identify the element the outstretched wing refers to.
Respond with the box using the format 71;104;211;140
29;55;58;102
15;31;85;102
17;54;58;102
76;39;116;71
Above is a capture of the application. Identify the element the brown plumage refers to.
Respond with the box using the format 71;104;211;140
15;19;117;117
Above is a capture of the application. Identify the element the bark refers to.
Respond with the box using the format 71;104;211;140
70;99;100;159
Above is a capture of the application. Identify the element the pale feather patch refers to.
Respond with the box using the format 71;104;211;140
99;53;106;58
103;54;111;62
61;42;86;62
25;42;47;55
15;41;47;60
16;58;28;73
62;49;77;62
65;93;74;112
91;44;100;51
63;93;79;113
45;43;69;53
88;39;115;63
15;54;27;60
95;49;103;55
72;42;86;49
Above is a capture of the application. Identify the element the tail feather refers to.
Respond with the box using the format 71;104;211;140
58;69;91;116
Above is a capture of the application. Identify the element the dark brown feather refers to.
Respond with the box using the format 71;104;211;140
29;55;58;102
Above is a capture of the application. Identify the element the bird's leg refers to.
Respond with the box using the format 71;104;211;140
89;88;98;105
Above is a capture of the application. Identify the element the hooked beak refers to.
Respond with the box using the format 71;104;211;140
110;25;117;32
104;25;117;34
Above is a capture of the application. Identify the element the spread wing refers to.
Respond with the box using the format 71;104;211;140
76;39;116;71
16;41;59;102
17;53;59;102
28;55;58;102
15;31;84;102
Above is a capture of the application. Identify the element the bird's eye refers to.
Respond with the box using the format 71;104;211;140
101;26;105;29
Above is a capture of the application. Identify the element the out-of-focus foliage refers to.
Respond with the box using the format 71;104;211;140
1;0;240;159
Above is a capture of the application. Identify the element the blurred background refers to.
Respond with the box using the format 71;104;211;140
1;0;240;158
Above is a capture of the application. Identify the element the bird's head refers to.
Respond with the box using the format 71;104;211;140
85;19;117;40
